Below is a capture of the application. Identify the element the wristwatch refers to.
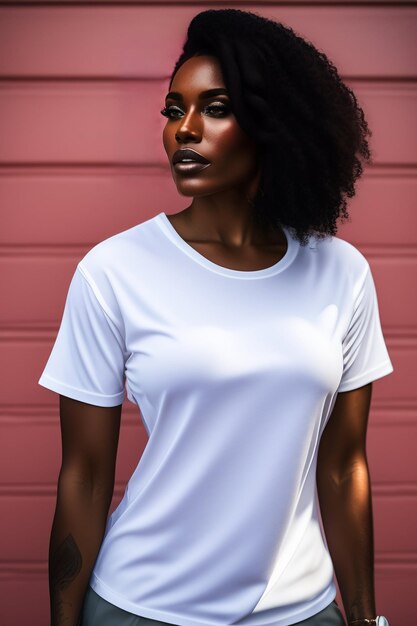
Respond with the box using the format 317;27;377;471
350;617;389;626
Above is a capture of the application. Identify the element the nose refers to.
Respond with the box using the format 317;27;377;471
175;108;201;142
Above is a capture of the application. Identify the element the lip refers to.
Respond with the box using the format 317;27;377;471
173;162;211;175
172;148;211;165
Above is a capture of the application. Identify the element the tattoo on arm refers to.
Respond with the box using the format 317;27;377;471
49;533;83;624
50;533;82;590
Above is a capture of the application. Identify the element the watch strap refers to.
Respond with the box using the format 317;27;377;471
350;617;389;626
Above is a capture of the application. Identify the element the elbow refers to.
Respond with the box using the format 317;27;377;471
58;464;115;504
317;455;370;493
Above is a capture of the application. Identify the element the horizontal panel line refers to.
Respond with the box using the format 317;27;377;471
0;164;416;177
0;405;408;415
1;557;415;577
2;414;412;425
0;328;409;340
1;240;417;251
0;563;47;578
4;412;412;424
375;553;417;562
3;414;413;423
372;484;417;495
0;161;168;169
0;74;416;82
0;403;138;415
0;164;167;174
0;75;162;83
0;162;416;171
1;246;416;259
0;414;139;424
0;401;404;411
1;483;416;496
0;485;128;496
0;1;415;6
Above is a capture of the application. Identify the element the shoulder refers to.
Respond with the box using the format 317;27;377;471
77;214;158;280
295;230;372;303
71;215;160;325
309;231;370;278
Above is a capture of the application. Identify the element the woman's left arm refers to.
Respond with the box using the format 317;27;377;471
316;382;377;625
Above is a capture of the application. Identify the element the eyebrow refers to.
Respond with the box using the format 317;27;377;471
165;88;229;101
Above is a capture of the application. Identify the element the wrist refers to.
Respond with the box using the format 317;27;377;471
349;618;389;626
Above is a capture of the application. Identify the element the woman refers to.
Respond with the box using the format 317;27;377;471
38;9;393;626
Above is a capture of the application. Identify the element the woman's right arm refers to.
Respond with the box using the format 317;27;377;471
49;395;122;626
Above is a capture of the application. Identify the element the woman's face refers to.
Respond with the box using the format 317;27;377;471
162;54;261;200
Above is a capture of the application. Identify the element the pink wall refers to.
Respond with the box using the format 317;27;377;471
0;2;415;624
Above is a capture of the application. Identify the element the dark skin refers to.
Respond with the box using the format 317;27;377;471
49;54;378;626
317;384;377;625
48;398;121;625
161;53;289;271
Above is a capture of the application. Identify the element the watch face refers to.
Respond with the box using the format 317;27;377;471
377;617;389;626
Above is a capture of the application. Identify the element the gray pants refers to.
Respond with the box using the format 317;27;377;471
80;585;346;625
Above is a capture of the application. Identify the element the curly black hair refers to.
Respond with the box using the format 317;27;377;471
168;8;373;246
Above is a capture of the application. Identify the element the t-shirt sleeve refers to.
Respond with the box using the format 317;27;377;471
38;263;127;406
337;263;394;392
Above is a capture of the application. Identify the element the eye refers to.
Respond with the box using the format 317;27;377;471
160;106;181;119
160;103;230;119
205;104;230;117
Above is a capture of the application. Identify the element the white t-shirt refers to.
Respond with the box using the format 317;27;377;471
38;211;394;626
